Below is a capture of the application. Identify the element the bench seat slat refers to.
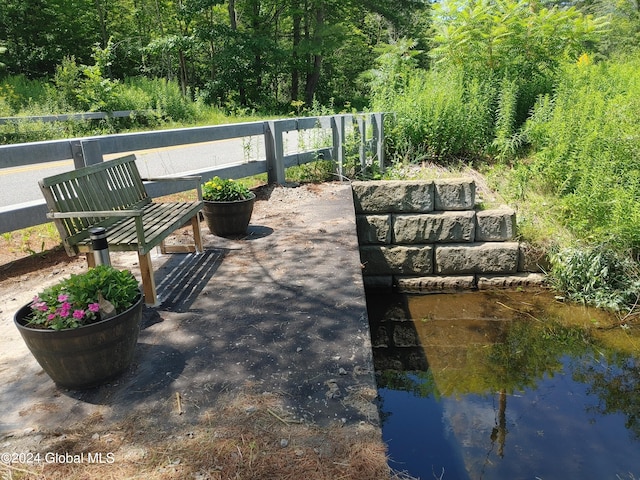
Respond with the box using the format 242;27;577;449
75;201;203;255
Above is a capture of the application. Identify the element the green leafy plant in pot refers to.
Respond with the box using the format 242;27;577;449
201;176;256;237
13;265;143;389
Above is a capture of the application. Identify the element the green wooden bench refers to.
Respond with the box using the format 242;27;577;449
39;154;204;305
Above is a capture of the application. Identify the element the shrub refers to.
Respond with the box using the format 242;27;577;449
549;244;640;312
523;55;640;250
28;265;139;330
202;176;252;201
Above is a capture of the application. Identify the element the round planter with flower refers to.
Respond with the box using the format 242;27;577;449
13;265;143;389
202;176;256;237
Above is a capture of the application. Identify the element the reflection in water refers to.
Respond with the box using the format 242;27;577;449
368;290;640;479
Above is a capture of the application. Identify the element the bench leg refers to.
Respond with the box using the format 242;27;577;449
158;214;203;254
138;252;158;306
85;253;96;268
192;213;203;253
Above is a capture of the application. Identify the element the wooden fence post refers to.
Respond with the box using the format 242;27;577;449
372;113;385;171
264;120;286;184
332;115;345;180
71;139;103;168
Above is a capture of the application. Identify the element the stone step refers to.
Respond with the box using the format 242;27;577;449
395;273;546;293
352;178;476;214
359;242;522;276
357;208;516;245
351;179;547;290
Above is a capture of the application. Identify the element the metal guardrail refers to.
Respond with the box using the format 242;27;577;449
0;110;151;125
0;113;385;234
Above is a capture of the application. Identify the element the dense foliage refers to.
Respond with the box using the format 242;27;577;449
366;0;640;312
0;0;429;112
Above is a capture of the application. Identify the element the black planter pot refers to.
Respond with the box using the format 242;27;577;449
14;294;143;389
202;192;256;237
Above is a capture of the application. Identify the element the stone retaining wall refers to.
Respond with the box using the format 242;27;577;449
352;179;546;292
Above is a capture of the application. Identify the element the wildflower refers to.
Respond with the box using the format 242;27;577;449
34;302;49;312
577;53;591;67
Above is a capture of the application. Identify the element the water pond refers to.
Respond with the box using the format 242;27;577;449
366;290;640;480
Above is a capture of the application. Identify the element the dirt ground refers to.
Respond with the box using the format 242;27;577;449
0;183;409;480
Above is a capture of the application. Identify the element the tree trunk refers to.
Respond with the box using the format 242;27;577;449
93;0;109;49
228;0;237;30
179;49;188;96
304;6;324;105
291;0;301;102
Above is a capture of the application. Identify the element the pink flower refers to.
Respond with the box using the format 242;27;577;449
58;303;71;318
58;294;69;302
33;302;49;311
47;313;57;321
88;303;100;313
72;310;85;319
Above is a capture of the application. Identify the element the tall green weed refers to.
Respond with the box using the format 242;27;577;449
374;67;494;162
523;55;640;249
549;244;640;312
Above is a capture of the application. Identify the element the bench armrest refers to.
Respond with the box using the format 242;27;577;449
48;210;147;246
141;175;203;201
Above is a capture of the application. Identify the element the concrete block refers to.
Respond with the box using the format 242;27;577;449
434;178;475;210
373;348;429;371
477;273;547;289
476;208;516;241
356;214;391;244
360;245;433;275
352;181;434;213
434;242;519;274
393;211;475;244
396;275;476;293
371;325;390;347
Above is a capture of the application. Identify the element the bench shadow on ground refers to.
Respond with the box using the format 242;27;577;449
155;248;228;313
155;224;273;313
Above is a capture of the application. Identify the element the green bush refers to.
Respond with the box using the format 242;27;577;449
549;244;640;312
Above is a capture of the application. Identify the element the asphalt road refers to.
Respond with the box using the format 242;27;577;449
0;136;266;208
1;127;329;208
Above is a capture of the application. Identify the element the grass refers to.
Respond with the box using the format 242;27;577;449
0;223;61;260
0;390;404;480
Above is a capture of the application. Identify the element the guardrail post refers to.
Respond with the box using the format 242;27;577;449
71;139;104;168
357;115;366;170
372;113;385;171
332;115;345;180
264;120;286;184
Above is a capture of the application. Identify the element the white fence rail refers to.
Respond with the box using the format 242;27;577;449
0;113;385;234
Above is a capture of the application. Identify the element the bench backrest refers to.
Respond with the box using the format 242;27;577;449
39;155;151;248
